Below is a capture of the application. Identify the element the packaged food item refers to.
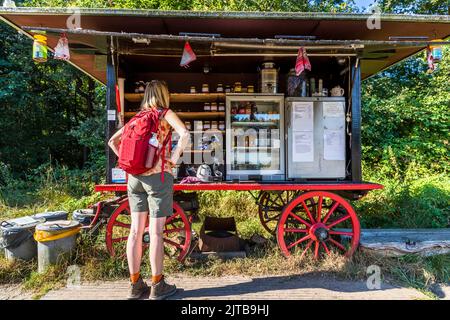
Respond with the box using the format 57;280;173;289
190;86;196;93
218;102;225;112
234;82;242;93
211;121;218;130
202;84;209;93
210;102;218;112
247;85;255;93
225;85;232;93
204;103;211;111
216;84;223;92
32;33;48;63
203;121;211;130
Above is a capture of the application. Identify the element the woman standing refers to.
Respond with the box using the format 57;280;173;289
108;80;190;300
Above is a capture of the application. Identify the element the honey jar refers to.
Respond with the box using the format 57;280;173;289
202;84;209;93
219;121;225;130
210;102;218;112
190;86;196;93
216;84;224;92
225;85;232;93
204;103;211;111
203;121;211;130
234;82;242;93
247;85;255;93
218;102;225;111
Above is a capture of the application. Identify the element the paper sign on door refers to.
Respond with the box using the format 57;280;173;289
292;131;314;162
324;129;345;161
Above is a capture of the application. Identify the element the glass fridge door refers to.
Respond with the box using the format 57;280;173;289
226;95;284;179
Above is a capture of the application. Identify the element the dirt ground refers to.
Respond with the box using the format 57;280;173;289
2;274;448;300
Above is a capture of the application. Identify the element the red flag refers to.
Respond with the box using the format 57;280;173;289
295;47;311;76
180;41;197;67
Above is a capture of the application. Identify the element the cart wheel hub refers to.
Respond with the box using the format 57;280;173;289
309;223;329;241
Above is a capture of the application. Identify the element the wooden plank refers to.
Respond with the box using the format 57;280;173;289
339;228;450;257
125;93;226;103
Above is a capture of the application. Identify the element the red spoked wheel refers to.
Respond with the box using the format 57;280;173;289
105;199;192;262
258;191;302;234
276;191;360;259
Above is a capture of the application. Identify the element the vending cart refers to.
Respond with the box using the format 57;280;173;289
1;7;448;261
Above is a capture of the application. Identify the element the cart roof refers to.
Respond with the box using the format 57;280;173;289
1;7;449;83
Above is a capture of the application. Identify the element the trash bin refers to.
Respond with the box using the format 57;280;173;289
34;220;81;273
0;216;41;261
32;211;68;222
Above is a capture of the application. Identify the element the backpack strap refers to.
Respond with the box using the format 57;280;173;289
156;108;170;182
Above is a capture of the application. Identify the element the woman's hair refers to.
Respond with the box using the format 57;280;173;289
140;80;170;110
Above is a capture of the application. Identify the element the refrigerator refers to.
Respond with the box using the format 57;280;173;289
226;94;285;181
285;97;346;179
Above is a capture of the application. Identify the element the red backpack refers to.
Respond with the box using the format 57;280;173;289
118;108;171;180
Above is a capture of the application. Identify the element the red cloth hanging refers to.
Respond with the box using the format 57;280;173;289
180;41;197;67
295;47;311;76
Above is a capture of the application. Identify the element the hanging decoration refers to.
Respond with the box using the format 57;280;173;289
426;46;436;74
32;32;48;63
295;47;311;76
180;41;197;68
54;33;71;61
429;39;443;63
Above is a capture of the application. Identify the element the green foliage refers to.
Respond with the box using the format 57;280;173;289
24;0;357;12
361;47;450;176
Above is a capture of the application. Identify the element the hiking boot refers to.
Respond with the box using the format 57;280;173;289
149;276;177;300
127;276;149;300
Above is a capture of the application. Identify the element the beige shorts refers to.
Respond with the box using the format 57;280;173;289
127;172;173;218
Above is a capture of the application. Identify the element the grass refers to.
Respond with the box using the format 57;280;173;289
0;164;449;299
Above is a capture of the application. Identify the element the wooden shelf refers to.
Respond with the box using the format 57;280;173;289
125;93;226;103
124;111;225;119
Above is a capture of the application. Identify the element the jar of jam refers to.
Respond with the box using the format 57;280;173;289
211;121;218;130
218;102;225;112
225;85;232;93
210;102;218;112
204;103;211;111
203;121;211;130
190;86;196;93
247;85;255;93
234;82;242;93
202;84;209;93
216;84;223;92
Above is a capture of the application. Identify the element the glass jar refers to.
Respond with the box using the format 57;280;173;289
211;121;218;130
247;85;255;93
225;85;232;93
203;121;211;130
204;103;211;111
202;84;209;93
218;102;225;112
210;102;218;112
190;86;196;93
216;84;224;92
234;82;242;93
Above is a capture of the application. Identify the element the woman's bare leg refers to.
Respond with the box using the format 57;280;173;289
149;216;167;277
126;211;148;275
